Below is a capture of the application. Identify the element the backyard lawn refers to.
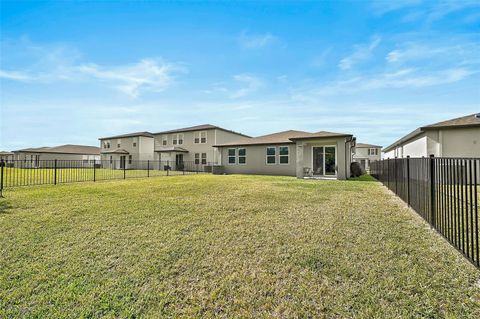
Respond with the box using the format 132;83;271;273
0;175;479;318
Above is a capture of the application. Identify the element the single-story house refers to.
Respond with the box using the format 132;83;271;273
13;144;100;168
353;143;382;172
383;113;480;158
214;130;355;179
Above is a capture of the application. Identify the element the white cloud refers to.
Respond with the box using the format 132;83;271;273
0;40;184;97
230;74;263;98
0;70;35;81
338;36;381;70
238;31;277;49
77;59;182;97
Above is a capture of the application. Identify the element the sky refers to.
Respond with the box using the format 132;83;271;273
0;0;479;150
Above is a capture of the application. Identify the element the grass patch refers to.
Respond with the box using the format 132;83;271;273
350;174;377;182
0;175;479;318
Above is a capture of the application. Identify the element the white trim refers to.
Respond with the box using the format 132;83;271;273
278;145;289;165
311;145;337;177
200;131;207;144
266;146;277;165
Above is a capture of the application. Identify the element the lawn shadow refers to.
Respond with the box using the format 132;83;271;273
0;199;13;215
349;174;377;182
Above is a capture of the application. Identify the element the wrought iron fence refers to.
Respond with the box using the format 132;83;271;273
0;159;213;193
370;156;479;268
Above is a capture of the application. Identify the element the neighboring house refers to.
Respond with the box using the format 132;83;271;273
13;144;100;168
98;132;154;169
0;151;14;164
353;143;382;172
153;124;250;169
214;130;355;180
383;113;480;159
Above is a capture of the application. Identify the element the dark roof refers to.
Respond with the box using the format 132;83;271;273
14;144;100;155
99;131;154;140
100;149;129;154
214;130;351;147
154;146;189;153
153;124;251;138
356;143;382;148
383;113;480;152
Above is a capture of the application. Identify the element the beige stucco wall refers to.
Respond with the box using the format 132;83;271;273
383;127;479;159
353;147;381;170
217;136;353;180
100;136;154;162
154;129;248;164
218;143;296;176
14;152;100;168
440;127;480;157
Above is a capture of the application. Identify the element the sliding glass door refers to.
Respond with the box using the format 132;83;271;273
312;146;336;176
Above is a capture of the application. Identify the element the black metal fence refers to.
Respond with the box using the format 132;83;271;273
0;159;213;193
370;156;479;268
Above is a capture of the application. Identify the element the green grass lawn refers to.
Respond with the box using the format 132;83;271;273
1;175;479;318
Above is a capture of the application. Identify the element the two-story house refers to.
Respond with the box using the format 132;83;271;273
353;143;382;172
153;124;250;169
99;132;154;169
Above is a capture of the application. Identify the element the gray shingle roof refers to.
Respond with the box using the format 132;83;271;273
214;130;351;147
100;149;130;154
356;143;382;148
14;144;100;155
98;131;154;140
153;124;251;138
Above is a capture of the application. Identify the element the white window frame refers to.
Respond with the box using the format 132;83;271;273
162;135;168;146
266;146;276;165
238;148;246;165
311;145;337;177
278;146;289;165
178;133;184;145
194;132;200;144
200;131;207;144
194;153;200;165
172;134;178;145
227;148;236;165
368;148;378;156
201;153;207;165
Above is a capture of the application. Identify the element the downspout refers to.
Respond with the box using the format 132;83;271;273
345;136;355;179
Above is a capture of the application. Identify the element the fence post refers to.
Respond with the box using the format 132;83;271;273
394;157;398;194
0;160;4;197
406;156;410;207
429;154;436;227
123;160;126;179
93;160;96;182
387;159;390;188
54;159;57;185
147;160;150;177
167;160;169;176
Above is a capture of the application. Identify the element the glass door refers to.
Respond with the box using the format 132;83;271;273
312;146;336;176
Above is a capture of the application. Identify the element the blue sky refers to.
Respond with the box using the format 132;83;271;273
1;0;479;150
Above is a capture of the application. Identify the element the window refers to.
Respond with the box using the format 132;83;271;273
201;153;207;165
194;153;200;165
368;148;379;156
238;148;246;164
133;142;137;147
200;131;207;143
110;156;113;164
173;134;178;145
128;155;132;164
228;148;236;164
162;135;168;146
117;139;121;148
117;143;121;148
107;142;110;148
266;147;276;164
194;132;200;144
178;133;184;145
279;146;289;164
